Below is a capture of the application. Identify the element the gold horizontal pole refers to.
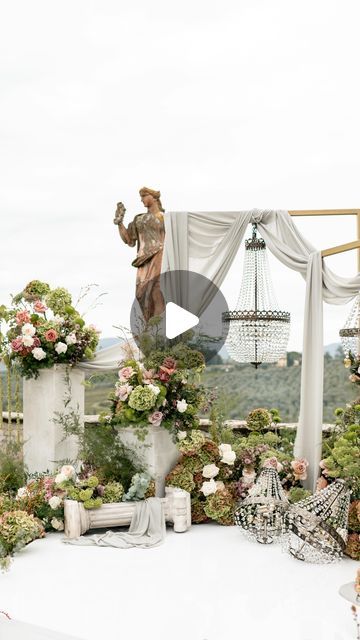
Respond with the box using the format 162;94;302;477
321;240;360;258
289;209;360;216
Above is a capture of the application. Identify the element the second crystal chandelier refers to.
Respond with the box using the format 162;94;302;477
223;224;290;367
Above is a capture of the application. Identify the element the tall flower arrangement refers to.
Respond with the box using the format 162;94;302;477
0;280;101;378
104;345;206;440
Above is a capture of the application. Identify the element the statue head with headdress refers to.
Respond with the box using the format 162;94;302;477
139;186;165;213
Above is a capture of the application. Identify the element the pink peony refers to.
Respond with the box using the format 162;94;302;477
33;300;47;313
44;329;58;342
15;310;31;324
263;456;283;473
118;366;134;382
148;411;163;427
115;383;133;401
11;337;23;352
143;369;156;384
291;458;309;481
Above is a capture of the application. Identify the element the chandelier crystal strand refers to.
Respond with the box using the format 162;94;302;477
340;293;360;358
223;224;290;366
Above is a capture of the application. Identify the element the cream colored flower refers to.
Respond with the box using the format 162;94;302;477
60;465;76;479
202;464;219;479
176;399;188;413
22;323;36;337
55;341;68;354
51;517;64;531
55;472;68;484
49;495;62;510
32;347;46;360
219;443;236;465
200;479;217;497
22;335;34;347
177;431;187;441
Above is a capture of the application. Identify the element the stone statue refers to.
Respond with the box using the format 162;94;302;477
114;187;165;322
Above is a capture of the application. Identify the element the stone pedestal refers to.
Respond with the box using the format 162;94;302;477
117;425;180;497
23;365;84;473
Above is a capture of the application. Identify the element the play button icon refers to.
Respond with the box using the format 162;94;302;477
129;269;229;364
165;302;199;339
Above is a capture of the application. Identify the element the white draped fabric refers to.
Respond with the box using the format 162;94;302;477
162;209;360;490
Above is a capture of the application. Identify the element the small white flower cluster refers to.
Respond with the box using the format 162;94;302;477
200;444;236;497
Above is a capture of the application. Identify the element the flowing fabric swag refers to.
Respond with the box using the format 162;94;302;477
80;209;360;490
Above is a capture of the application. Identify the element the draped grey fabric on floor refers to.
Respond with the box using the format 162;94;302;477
162;209;360;490
63;498;166;549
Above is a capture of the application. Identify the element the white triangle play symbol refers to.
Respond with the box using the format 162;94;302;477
165;302;199;339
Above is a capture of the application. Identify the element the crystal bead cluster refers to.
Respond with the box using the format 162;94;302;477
223;224;290;367
340;293;360;358
234;468;289;544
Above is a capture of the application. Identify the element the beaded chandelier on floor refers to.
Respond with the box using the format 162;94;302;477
339;294;360;358
223;224;290;367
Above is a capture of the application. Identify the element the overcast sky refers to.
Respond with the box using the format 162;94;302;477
1;0;359;351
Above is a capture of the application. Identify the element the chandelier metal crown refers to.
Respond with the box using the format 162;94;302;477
223;224;290;367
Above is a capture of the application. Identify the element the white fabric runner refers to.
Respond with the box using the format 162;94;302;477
62;497;166;549
162;209;360;490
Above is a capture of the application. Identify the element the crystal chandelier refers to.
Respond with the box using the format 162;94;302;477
339;294;360;358
283;479;350;563
234;468;289;544
222;224;290;367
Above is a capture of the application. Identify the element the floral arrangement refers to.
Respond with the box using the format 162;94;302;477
104;344;207;440
343;351;360;386
319;400;360;559
0;280;101;378
15;465;155;533
0;510;44;571
166;421;308;525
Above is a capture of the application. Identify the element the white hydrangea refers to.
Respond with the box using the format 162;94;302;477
49;495;62;510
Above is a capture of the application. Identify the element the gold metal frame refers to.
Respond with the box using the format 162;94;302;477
288;209;360;270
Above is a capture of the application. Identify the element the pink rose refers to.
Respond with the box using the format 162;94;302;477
118;366;134;382
16;310;31;324
44;329;58;342
33;300;47;313
32;336;41;348
316;476;328;492
148;411;163;427
291;458;309;481
143;369;156;384
263;456;283;473
11;337;23;352
116;383;133;401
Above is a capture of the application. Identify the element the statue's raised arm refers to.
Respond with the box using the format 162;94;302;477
114;187;165;321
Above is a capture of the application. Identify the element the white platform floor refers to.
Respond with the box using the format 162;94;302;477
0;524;358;640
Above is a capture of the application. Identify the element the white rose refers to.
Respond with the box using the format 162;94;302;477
55;341;68;354
202;464;219;479
177;431;187;441
49;495;62;510
32;347;47;361
148;383;160;396
65;333;77;345
51;517;64;531
53;315;65;325
22;323;36;337
176;399;188;413
60;465;76;479
200;479;217;497
219;443;236;465
55;472;68;484
16;486;28;499
22;335;34;347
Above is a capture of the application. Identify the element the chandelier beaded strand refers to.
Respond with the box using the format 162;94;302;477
222;224;290;367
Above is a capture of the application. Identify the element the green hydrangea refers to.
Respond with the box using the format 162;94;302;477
191;498;209;524
21;280;51;301
246;408;272;431
166;465;195;493
103;482;124;503
79;488;93;502
83;476;99;489
45;287;72;314
83;497;102;510
178;430;206;454
0;510;44;561
128;385;157;411
204;489;235;525
288;487;312;504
